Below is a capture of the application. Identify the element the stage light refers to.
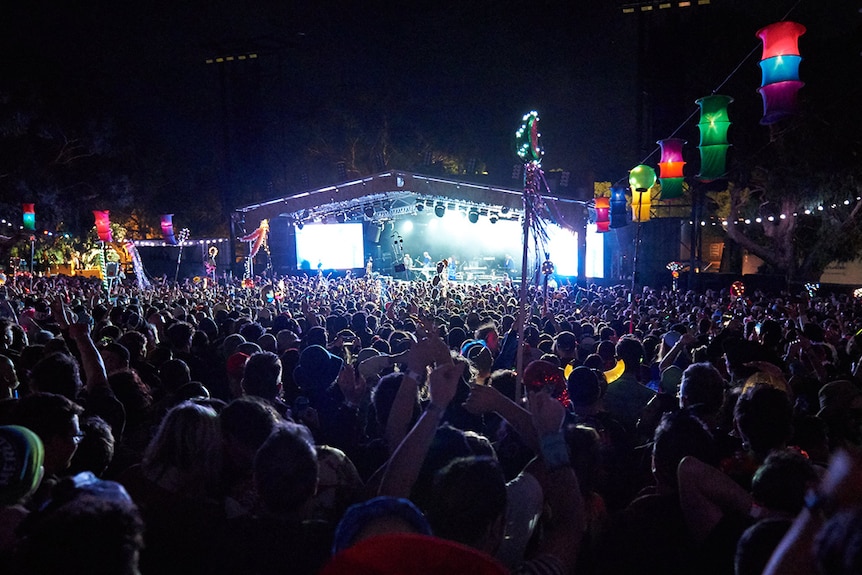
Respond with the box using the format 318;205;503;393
415;200;424;212
501;206;510;214
296;221;303;230
401;220;414;233
490;213;498;224
468;209;479;224
364;205;375;218
335;213;346;223
435;204;445;217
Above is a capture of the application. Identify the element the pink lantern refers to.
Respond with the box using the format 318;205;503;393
594;197;610;232
93;210;113;243
657;138;686;199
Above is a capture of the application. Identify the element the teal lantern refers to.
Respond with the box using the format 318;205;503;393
22;204;35;232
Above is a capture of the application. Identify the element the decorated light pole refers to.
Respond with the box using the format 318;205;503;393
93;211;113;295
513;111;544;400
23;204;35;288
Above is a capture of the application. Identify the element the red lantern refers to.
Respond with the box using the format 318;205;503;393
93;210;113;243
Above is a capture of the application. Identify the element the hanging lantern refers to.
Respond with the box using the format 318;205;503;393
629;164;656;222
696;95;733;182
657;138;686;199
93;210;113;243
594;197;610;232
22;204;35;232
757;21;806;125
609;185;629;228
161;214;178;246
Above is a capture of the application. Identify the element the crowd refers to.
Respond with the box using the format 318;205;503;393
1;270;862;574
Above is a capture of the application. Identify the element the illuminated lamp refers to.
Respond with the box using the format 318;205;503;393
22;203;35;231
609;185;628;228
435;204;445;217
93;210;113;242
657;138;686;199
758;21;805;59
696;94;733;182
629;164;655;223
594;197;610;232
757;21;805;125
161;214;178;245
468;209;479;224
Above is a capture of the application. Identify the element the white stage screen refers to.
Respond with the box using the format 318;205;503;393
295;223;365;270
545;223;604;278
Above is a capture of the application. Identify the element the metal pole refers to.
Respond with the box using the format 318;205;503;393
629;200;644;333
29;237;35;291
515;162;538;402
174;244;183;284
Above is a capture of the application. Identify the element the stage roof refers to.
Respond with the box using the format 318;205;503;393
236;170;586;228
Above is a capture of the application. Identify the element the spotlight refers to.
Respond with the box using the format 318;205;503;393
468;209;479;224
435;204;445;217
335;213;346;223
364;205;375;218
415;200;424;212
501;206;510;214
296;221;304;230
490;213;498;224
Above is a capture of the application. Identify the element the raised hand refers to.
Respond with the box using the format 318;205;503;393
428;362;461;410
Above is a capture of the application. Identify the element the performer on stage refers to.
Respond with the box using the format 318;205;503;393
365;256;373;276
503;254;515;275
402;253;413;280
422;251;432;268
448;255;458;281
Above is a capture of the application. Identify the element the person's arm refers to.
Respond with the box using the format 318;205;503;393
763;449;862;575
524;391;585;572
463;383;539;452
677;455;755;545
52;295;109;393
658;332;696;372
377;361;459;499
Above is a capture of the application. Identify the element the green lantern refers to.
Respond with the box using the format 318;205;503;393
629;164;657;191
696;94;733;182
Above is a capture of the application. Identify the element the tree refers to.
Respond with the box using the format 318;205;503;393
719;166;862;283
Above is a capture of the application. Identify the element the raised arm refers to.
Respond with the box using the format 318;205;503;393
677;455;754;545
52;295;109;393
378;360;459;499
522;390;585;572
463;383;539;452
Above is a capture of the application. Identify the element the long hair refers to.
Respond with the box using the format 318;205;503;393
142;401;221;496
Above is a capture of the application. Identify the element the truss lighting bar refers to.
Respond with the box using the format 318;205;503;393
621;0;707;13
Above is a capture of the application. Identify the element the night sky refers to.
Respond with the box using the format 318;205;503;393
1;1;859;215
